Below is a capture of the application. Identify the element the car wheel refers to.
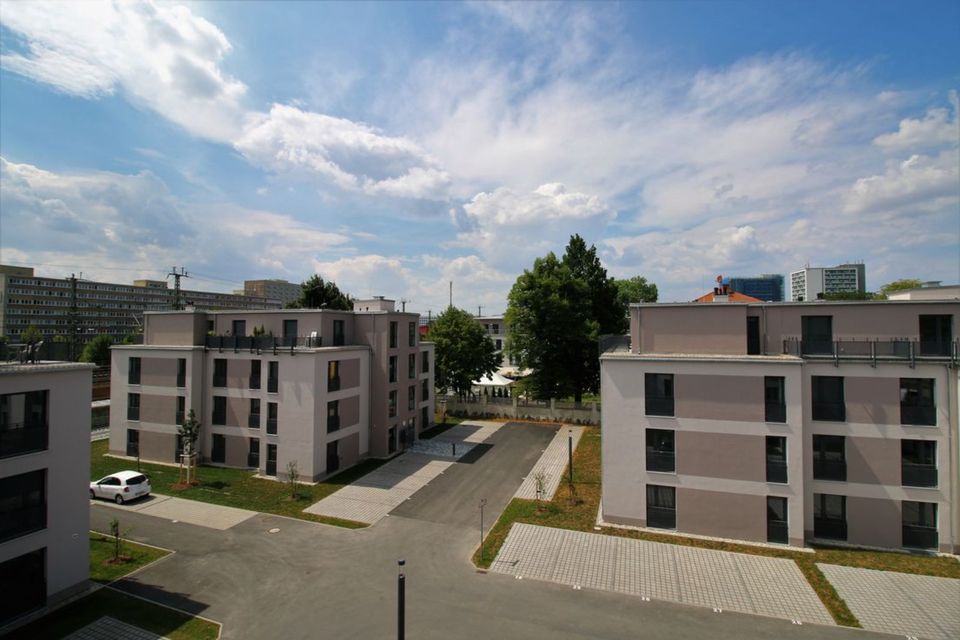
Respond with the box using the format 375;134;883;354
90;489;96;500
114;494;124;505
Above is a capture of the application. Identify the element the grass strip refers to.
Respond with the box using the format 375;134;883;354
89;533;170;584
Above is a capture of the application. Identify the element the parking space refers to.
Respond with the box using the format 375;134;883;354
94;494;256;530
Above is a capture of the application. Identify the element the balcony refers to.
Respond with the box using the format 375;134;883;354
902;525;938;549
783;338;958;366
766;460;788;484
813;459;846;481
767;520;788;544
902;463;937;488
765;402;786;423
813;518;847;540
646;397;674;417
646;506;676;529
205;335;322;353
646;452;675;473
0;422;49;459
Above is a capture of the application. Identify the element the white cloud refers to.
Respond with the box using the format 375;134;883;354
873;103;958;151
845;151;959;215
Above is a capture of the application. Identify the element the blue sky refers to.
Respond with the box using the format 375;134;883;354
1;1;957;313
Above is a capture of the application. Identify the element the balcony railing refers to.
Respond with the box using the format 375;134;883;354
646;397;674;417
766;460;788;484
213;375;226;388
646;506;676;529
266;419;278;435
813;459;846;481
901;405;936;426
902;463;937;488
813;518;847;540
327;416;340;433
646;452;675;473
767;520;788;544
267;377;278;394
0;423;49;459
247;453;260;468
902;525;938;549
249;375;261;390
765;402;786;423
205;335;323;353
248;414;260;429
0;504;46;543
328;377;340;393
175;411;185;426
812;402;845;422
783;338;958;367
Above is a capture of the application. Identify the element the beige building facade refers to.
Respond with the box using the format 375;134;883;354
601;300;959;553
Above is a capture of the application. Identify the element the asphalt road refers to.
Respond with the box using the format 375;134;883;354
90;422;892;640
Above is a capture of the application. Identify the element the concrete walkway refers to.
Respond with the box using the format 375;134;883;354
491;523;834;626
819;564;960;640
304;421;506;525
94;494;256;530
65;616;164;640
514;425;584;500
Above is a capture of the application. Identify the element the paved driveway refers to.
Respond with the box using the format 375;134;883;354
93;494;256;530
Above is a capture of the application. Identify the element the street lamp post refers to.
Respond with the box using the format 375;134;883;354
568;429;574;485
479;498;487;562
397;559;405;640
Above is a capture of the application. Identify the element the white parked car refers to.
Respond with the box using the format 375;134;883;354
90;471;152;504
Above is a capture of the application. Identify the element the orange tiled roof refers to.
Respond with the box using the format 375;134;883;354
694;290;763;303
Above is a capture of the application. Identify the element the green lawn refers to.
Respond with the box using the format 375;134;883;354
91;439;383;528
473;427;960;628
5;587;219;640
89;533;169;584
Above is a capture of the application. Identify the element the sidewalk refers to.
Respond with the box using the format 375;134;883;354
490;523;834;626
514;425;584;500
94;494;256;530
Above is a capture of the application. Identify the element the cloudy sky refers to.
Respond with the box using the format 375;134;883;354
1;1;957;314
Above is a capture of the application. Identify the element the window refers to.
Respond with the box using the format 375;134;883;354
212;396;226;425
327;400;340;433
333;320;345;346
408;385;416;411
232;320;246;337
389;356;398;383
0;548;46;625
902;501;938;549
247;438;260;468
812;435;845;481
408;354;416;379
900;378;935;426
422;352;429;373
328;360;340;392
0;390;48;459
813;493;846;540
283;319;298;340
919;314;952;356
249;398;260;429
126;429;139;457
249;360;261;390
127;393;140;421
176;396;185;426
645;373;674;417
645;429;675;472
811;376;845;422
646;485;676;529
801;315;833;355
213;358;227;387
267;402;278;435
177;358;186;388
211;434;225;464
492;323;499;334
267;361;278;393
902;440;936;487
764;377;786;423
0;469;46;544
766;436;787;483
388;426;397;454
422;378;429;402
495;339;502;351
128;357;141;385
766;497;788;544
389;390;398;418
747;317;760;355
390;321;398;348
408;322;416;347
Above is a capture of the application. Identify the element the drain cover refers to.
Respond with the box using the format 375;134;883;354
268;527;280;534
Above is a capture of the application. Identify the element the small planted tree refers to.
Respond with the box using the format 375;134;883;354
177;409;201;486
109;517;126;562
533;469;547;511
286;460;300;498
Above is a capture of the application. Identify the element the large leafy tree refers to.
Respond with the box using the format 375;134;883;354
79;334;113;366
506;236;626;402
286;275;353;310
431;307;499;396
614;276;658;306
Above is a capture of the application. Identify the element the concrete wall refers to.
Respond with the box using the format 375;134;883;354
846;496;902;549
636;305;747;355
676;488;767;543
140;357;176;386
675;374;766;422
845;377;900;425
144;312;207;346
675;432;766;482
139;430;176;463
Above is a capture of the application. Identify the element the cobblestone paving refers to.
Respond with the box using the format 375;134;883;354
514;426;583;500
818;563;960;640
491;523;833;625
65;616;164;640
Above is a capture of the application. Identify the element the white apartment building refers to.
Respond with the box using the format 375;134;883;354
790;263;866;302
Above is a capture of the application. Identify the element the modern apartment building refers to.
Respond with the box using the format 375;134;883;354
108;298;434;481
729;274;785;302
790;263;866;301
0;265;280;342
476;314;515;369
1;362;93;629
242;279;302;306
600;300;958;553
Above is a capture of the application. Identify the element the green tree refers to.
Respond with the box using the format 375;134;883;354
614;276;658;307
79;334;113;366
506;235;625;402
286;275;353;310
878;278;924;299
823;291;878;301
431;307;499;396
19;325;42;343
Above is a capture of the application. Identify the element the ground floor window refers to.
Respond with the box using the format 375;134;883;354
646;484;676;529
902;501;938;549
813;493;846;540
0;547;45;625
766;497;788;544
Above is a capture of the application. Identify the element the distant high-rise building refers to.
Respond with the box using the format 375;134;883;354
244;279;302;306
728;274;784;302
790;263;866;301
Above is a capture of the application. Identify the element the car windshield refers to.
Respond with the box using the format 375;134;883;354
125;475;148;485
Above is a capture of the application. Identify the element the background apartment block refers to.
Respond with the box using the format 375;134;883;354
790;263;866;301
476;315;511;368
109;298;434;481
1;362;93;629
0;265;280;341
728;274;785;302
601;300;958;553
241;279;302;307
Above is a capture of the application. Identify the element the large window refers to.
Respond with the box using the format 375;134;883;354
902;501;938;549
212;396;226;425
408;385;416;411
267;402;278;435
389;390;398;418
919;314;952;356
812;435;846;481
267;361;279;393
0;470;46;543
422;352;429;373
766;436;787;483
645;373;674;417
328;360;340;392
213;358;227;387
801;315;833;355
0;548;45;625
764;377;786;423
232;320;246;337
283;319;298;340
247;438;260;468
126;429;139;457
901;440;937;488
389;356;398;383
128;357;141;385
249;360;261;390
645;429;675;472
422;378;429;402
248;398;260;429
646;485;676;529
766;497;788;544
390;321;398;348
127;393;140;421
811;376;845;422
327;400;340;433
900;378;935;426
408;353;416;380
408;322;416;347
177;358;186;388
211;434;225;464
813;493;846;540
333;320;345;346
0;390;48;459
175;396;185;426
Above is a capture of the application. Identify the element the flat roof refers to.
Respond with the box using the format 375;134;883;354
601;352;803;365
0;361;97;375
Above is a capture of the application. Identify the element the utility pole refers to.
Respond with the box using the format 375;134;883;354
167;267;190;311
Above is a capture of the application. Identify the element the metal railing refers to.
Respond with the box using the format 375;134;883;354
0;505;46;543
646;507;676;529
813;518;847;540
901;405;936;426
205;335;323;353
266;419;278;435
783;338;959;368
766;460;788;484
812;402;845;422
902;525;937;549
813;459;847;481
765;403;786;423
248;414;260;429
646;451;675;473
767;521;788;544
901;463;937;488
0;423;49;459
646;397;675;417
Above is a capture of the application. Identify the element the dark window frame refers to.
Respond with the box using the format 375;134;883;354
212;396;227;426
249;360;261;390
408;353;416;380
328;360;340;392
327;400;340;433
0;469;47;545
266;402;278;435
390;321;398;349
812;434;846;481
902;501;938;549
213;358;227;388
408;322;416;347
646;484;676;529
128;357;141;385
900;378;935;426
176;358;186;388
766;496;788;544
764;376;786;423
813;493;847;540
389;356;398;383
0;390;49;459
766;436;788;483
645;373;675;417
408;385;416;411
901;439;937;488
267;361;279;393
127;393;140;421
388;390;398;418
811;376;845;422
645;429;675;473
248;398;260;429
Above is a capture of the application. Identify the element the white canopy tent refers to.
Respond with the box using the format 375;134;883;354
471;371;516;396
